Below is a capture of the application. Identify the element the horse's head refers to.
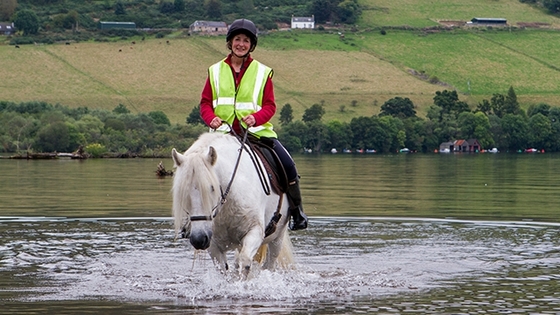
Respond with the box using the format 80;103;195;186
172;145;220;250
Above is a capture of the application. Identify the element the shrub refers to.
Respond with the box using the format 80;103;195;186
85;143;107;157
429;76;440;84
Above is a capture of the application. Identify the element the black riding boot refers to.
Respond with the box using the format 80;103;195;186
286;178;308;230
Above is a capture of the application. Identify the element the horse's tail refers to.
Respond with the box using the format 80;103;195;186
277;231;295;269
254;232;295;269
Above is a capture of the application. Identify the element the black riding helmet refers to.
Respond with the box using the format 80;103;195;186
226;19;258;52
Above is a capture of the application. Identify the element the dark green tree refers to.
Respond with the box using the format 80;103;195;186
500;114;529;151
457;111;476;139
36;122;70;152
402;117;427;152
159;1;175;13
433;90;470;120
279;103;294;125
349;116;386;151
527;103;550;118
278;121;309;153
336;0;361;24
204;0;221;19
104;118;126;131
174;0;185;12
490;93;506;118
148;111;171;126
326;120;352;150
302;104;325;122
432;112;459;144
472;112;494;149
113;104;130;114
476;99;492;115
528;113;552;150
380;97;416;119
458;111;493;148
311;0;334;23
13;9;40;35
504;86;521;116
186;105;204;125
238;0;255;15
305;120;329;152
379;115;405;152
115;1;126;15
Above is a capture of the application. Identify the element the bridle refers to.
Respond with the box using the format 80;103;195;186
187;123;270;223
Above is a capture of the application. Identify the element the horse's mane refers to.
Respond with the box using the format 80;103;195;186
172;133;226;235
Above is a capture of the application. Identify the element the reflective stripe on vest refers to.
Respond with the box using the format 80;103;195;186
208;59;277;138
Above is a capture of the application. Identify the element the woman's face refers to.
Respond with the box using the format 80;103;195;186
231;33;251;57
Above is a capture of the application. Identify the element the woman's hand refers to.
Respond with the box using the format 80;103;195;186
210;117;223;129
242;115;256;127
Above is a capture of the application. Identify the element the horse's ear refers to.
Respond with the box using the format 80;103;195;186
208;146;217;165
172;148;184;167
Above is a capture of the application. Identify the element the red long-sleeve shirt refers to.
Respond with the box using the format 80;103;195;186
199;54;276;134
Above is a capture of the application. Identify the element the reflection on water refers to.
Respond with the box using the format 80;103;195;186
1;154;560;313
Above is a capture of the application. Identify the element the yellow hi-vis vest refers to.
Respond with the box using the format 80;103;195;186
208;59;277;138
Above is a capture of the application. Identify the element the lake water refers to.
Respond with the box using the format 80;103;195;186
1;152;560;314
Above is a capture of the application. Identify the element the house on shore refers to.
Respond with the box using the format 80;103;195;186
189;21;227;35
291;16;315;29
440;139;482;153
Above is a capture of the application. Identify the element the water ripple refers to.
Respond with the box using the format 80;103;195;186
2;217;560;313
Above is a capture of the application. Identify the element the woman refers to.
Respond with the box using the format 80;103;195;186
199;18;307;230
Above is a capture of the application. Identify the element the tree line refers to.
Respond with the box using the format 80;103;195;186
3;0;360;42
0;101;205;157
2;87;559;156
259;87;560;154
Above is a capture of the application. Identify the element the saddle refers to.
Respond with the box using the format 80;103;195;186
246;136;289;195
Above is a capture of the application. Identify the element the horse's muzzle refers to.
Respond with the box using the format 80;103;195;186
190;230;212;250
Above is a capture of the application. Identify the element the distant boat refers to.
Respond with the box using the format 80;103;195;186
399;148;410;153
330;148;337;154
439;148;451;153
488;148;499;153
525;148;538;153
365;149;376;153
304;148;312;153
343;149;352;154
356;149;364;154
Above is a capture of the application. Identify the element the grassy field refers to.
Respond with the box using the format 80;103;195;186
0;34;443;123
358;0;560;28
2;0;560;124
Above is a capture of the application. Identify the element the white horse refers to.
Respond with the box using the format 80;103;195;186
171;132;293;276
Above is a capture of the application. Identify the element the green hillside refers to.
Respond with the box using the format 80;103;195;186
358;0;560;28
2;0;560;124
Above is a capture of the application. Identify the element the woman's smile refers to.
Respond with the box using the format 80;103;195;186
232;34;251;56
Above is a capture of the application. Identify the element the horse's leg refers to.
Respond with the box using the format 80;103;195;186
208;243;228;272
236;227;264;277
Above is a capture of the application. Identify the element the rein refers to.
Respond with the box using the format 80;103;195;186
188;123;271;223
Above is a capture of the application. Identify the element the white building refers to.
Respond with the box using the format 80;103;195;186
291;16;315;29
